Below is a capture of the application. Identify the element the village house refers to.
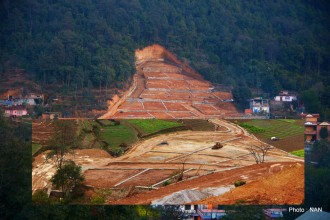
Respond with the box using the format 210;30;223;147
249;97;270;114
274;91;297;102
302;114;330;142
3;105;28;117
0;94;44;106
196;209;226;220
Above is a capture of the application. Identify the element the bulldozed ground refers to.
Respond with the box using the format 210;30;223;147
32;119;304;205
100;44;239;119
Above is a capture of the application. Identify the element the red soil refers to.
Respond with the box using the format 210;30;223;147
101;44;239;119
109;162;303;205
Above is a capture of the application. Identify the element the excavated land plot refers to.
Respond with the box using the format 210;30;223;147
85;170;142;188
32;119;303;204
32;149;112;193
100;45;239;119
32;120;57;144
111;161;303;205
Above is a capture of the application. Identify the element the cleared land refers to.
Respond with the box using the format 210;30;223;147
32;119;304;205
100;45;239;119
196;162;304;205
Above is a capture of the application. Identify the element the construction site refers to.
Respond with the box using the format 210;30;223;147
32;118;304;205
100;44;238;119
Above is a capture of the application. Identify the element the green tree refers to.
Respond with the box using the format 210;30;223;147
32;190;50;204
0;112;31;219
157;205;184;220
320;127;329;140
222;205;266;220
302;89;322;113
51;160;84;199
232;86;252;110
47;120;77;169
311;140;330;167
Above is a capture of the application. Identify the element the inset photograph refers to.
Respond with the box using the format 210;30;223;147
32;118;304;205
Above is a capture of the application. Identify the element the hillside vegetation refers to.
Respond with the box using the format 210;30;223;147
1;0;329;118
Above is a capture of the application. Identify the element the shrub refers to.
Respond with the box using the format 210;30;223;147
90;195;106;204
32;190;50;204
163;180;171;186
239;123;265;133
234;180;246;187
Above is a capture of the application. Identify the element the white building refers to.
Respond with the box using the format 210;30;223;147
274;91;297;102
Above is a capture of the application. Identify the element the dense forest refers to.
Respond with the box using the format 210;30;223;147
0;0;329;117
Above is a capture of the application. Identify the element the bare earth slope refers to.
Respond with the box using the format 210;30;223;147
196;162;304;205
112;162;303;205
100;44;238;119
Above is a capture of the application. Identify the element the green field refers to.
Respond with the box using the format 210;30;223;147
290;149;304;158
100;124;138;148
32;143;42;155
234;119;304;152
126;119;182;134
240;119;304;139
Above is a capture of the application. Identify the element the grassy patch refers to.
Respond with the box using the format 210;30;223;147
241;119;304;139
233;119;304;152
279;119;296;123
32;143;42;155
126;119;181;134
100;124;138;148
290;149;304;158
238;123;266;133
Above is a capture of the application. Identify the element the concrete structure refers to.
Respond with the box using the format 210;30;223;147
274;91;297;102
0;100;13;106
263;208;284;218
14;98;37;105
3;105;28;117
196;209;226;220
249;97;270;114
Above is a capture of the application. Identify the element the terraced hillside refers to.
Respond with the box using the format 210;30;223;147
100;45;239;119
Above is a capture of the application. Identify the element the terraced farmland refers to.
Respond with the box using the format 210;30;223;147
246;119;303;138
235;119;304;152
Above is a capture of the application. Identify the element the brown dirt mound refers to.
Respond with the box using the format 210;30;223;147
197;163;304;205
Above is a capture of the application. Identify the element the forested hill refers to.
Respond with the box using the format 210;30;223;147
0;0;329;117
